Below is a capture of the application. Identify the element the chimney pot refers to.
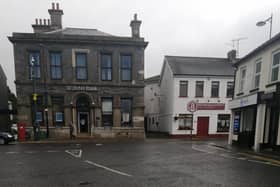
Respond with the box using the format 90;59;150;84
52;2;55;9
35;18;38;25
43;19;46;25
39;19;42;25
56;3;59;10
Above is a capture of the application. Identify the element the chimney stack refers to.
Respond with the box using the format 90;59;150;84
130;13;142;38
227;50;237;63
48;2;63;29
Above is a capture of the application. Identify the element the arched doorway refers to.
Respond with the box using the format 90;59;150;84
76;95;90;133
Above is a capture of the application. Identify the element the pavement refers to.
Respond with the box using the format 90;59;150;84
1;138;279;186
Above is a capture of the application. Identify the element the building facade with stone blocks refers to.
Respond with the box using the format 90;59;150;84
8;3;148;138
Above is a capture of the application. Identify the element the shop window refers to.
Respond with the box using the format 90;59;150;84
121;55;132;81
50;52;62;79
239;67;246;93
101;53;112;81
76;53;87;80
226;82;234;98
217;114;230;132
195;81;204;97
211;81;219;98
102;98;113;126
178;114;193;130
271;52;280;82
254;60;261;88
29;51;41;79
179;81;188;97
121;98;132;127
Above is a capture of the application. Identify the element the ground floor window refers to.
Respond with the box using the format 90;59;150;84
217;114;230;132
51;96;64;126
178;114;193;130
102;98;113;126
31;95;44;126
121;98;132;127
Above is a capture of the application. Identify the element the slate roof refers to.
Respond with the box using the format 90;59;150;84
165;56;234;76
145;75;160;84
44;27;114;37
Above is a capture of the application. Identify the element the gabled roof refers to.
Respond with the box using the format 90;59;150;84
44;27;114;37
145;75;160;84
235;32;280;66
165;56;234;77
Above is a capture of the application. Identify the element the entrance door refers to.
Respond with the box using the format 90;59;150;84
268;107;279;147
78;112;89;133
197;117;209;136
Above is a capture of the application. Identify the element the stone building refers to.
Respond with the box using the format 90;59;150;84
8;3;148;138
0;65;9;131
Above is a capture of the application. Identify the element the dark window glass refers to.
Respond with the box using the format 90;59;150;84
178;114;193;130
179;81;188;97
226;82;234;98
121;98;132;127
195;81;204;97
76;53;87;80
50;52;62;79
271;53;280;82
102;98;113;127
211;81;219;97
101;54;112;81
254;61;261;88
217;114;230;132
29;51;40;79
121;55;132;81
31;95;44;125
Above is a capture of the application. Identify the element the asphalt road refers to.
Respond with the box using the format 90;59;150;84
0;139;279;187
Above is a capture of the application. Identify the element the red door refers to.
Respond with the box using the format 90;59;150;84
197;117;209;136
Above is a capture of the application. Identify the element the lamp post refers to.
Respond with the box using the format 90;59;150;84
256;14;273;39
30;56;38;140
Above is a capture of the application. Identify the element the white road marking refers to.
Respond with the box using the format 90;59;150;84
237;157;247;160
84;160;132;177
24;151;38;154
96;144;103;146
65;149;82;158
5;151;19;154
46;150;60;153
192;145;214;154
219;154;235;159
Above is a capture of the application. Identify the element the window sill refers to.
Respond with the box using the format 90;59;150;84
265;81;279;88
179;96;188;98
249;88;259;93
236;92;244;96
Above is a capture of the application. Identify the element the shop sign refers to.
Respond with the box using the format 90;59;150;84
196;103;225;110
233;113;240;134
228;93;258;109
66;86;97;91
187;101;197;112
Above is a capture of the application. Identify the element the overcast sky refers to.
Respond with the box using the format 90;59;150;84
1;0;280;93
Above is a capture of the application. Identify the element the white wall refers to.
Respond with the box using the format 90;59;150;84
171;76;233;135
159;61;174;133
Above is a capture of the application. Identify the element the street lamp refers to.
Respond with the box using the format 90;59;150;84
30;56;38;140
256;14;273;39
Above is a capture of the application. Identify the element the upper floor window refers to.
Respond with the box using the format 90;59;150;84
226;82;234;98
254;60;262;88
179;81;188;97
121;55;132;81
239;67;246;93
29;51;40;79
211;81;219;98
76;53;87;80
195;81;204;97
271;52;280;82
50;52;62;79
101;54;112;81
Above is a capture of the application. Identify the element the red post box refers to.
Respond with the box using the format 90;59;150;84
18;122;26;141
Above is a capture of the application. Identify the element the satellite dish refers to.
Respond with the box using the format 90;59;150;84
256;21;266;26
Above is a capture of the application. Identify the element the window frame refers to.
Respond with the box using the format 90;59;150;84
101;53;113;81
217;114;230;132
226;81;234;98
179;80;188;97
271;51;280;83
120;54;132;81
120;98;133;127
254;60;262;89
239;66;246;93
50;51;62;80
75;52;88;80
28;51;41;79
195;81;204;97
211;81;220;98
